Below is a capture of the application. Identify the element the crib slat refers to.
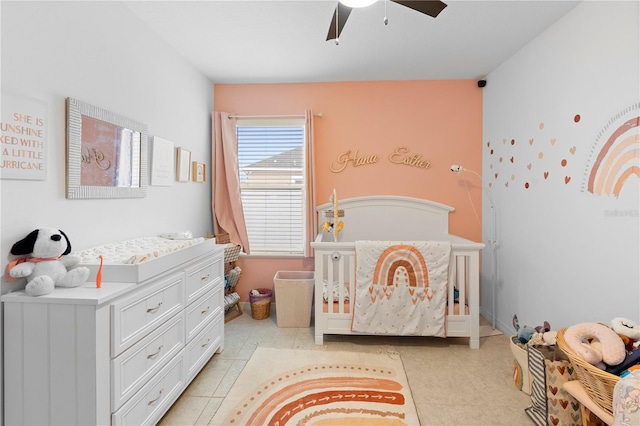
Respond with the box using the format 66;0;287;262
457;254;466;308
448;252;456;316
337;254;344;314
327;255;335;313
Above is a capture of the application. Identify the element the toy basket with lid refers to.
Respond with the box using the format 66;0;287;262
556;327;621;417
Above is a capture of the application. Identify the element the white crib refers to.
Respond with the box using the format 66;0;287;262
310;195;485;348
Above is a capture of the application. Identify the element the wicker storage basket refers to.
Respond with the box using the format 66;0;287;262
215;232;230;244
224;244;242;275
249;288;272;320
556;327;620;417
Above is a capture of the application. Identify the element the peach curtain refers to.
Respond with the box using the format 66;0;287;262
304;110;316;257
212;112;251;254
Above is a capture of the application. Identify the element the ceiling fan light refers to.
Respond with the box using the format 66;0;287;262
339;0;377;8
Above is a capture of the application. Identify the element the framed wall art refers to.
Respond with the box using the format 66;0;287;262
150;136;174;186
66;97;148;199
192;161;206;183
1;93;48;181
176;147;191;182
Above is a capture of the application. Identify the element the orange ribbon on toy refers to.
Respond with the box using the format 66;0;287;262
5;256;61;282
96;255;103;289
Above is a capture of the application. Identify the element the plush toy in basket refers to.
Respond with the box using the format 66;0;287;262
556;324;625;417
513;314;554;344
6;228;90;296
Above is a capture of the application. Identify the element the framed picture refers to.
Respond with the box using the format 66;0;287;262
66;97;147;199
176;147;191;182
150;136;174;186
1;93;48;181
192;161;206;183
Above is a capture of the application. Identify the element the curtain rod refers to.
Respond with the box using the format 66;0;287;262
228;112;323;119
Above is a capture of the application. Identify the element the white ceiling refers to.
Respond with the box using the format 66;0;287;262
123;0;580;84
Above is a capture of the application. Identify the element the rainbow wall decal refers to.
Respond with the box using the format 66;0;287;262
584;104;640;197
372;245;429;288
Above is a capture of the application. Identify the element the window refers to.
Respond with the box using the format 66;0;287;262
236;119;306;255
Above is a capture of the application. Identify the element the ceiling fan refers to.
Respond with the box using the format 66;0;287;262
326;0;447;43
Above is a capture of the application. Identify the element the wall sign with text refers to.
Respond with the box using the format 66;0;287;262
0;93;48;180
329;146;432;173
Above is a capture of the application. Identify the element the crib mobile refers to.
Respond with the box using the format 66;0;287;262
322;189;345;242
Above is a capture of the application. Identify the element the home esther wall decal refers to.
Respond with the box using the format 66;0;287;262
329;149;378;172
0;93;48;180
329;146;432;173
389;146;432;169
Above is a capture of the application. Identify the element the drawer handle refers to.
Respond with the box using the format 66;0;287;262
146;302;163;313
201;338;211;348
148;388;163;405
201;306;210;314
200;274;210;281
146;345;164;359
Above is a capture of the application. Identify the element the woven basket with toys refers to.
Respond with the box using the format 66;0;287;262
556;319;640;417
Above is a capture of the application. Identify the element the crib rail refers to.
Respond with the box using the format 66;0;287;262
316;247;355;314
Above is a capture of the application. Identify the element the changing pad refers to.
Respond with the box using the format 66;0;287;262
72;236;206;265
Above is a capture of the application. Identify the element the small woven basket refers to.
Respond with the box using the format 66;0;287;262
556;327;620;417
249;288;272;320
215;232;230;244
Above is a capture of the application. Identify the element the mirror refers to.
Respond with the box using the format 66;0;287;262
66;97;148;199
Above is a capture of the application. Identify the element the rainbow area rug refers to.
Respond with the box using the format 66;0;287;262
211;347;419;425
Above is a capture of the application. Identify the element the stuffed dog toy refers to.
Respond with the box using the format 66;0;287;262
7;228;89;296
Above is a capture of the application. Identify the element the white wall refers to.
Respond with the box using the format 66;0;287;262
1;1;214;258
1;2;214;419
483;1;639;333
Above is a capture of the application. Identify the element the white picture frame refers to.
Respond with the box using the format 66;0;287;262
1;93;48;181
150;136;174;186
65;97;147;199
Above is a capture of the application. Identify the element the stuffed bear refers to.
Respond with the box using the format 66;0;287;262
6;228;90;296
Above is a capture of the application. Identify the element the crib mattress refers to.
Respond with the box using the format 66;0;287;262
72;237;218;283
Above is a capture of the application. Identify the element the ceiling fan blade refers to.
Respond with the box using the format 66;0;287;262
391;0;447;18
326;2;353;41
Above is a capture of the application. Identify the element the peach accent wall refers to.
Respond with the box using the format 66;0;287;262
214;81;482;301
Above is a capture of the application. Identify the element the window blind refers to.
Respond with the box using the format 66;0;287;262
237;123;305;255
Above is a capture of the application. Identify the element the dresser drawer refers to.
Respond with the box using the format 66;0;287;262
185;311;223;382
112;313;185;411
185;255;222;305
111;273;185;357
185;285;222;342
112;351;186;426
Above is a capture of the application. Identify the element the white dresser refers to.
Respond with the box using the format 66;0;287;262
3;239;225;425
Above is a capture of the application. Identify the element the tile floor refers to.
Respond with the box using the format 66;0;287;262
159;308;532;425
